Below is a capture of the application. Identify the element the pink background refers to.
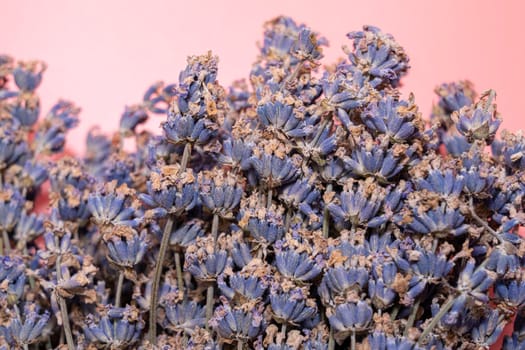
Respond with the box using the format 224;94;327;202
2;0;524;153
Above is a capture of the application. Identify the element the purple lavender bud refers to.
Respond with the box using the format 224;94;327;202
495;279;525;309
503;314;525;349
34;100;80;154
106;229;148;269
0;185;24;232
344;143;406;181
279;178;320;217
407;205;468;237
319;266;369;305
275;249;322;282
414;169;465;197
404;250;453;302
14;212;44;244
162;300;205;334
13;61;46;92
7;94;40;126
140;166;198;215
486;245;520;275
199;172;244;218
260;16;305;63
162;114;218;146
346;25;409;87
143;82;177;114
270;288;317;325
0;119;30;170
218;137;254;172
210;303;264;342
328;301;373;340
217;273;267;302
319;157;348;184
0;256;26;303
457;261;494;302
327;180;386;228
88;190;138;228
291;28;324;61
186;250;230;282
250;153;301;188
9;305;49;345
169;219;204;248
119;105;148;136
83;305;144;348
452;90;501;144
362;96;421;142
231;242;253;269
257;100;313;139
471;309;506;348
443;134;472;156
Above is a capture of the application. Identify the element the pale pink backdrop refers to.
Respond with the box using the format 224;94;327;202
2;0;524;154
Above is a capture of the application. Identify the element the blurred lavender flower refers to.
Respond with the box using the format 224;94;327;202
7;304;50;346
120;105;148;136
0;255;26;303
88;182;139;230
161;299;206;334
13;61;46;92
471;309;506;348
33;100;80;154
83;305;144;348
169;219;204;248
105;227;148;272
7;94;40;127
14;212;44;246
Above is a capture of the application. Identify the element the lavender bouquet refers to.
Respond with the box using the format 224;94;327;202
0;16;524;350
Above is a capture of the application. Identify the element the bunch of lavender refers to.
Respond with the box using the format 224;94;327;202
1;16;525;350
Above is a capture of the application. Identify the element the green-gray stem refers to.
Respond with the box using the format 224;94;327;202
469;197;500;242
206;213;220;328
266;188;273;210
180;143;192;171
205;284;214;330
211;213;219;250
328;327;335;350
174;251;184;294
323;183;333;239
115;271;124;308
55;238;75;350
404;298;421;337
148;216;175;345
417;296;455;345
2;229;10;253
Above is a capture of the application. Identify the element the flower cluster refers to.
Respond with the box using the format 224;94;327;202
0;16;524;350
